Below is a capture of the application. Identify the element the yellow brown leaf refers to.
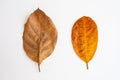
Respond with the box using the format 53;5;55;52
71;16;98;69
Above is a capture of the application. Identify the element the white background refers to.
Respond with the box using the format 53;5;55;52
0;0;120;80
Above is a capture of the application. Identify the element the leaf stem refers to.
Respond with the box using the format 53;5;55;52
86;62;89;70
38;64;40;72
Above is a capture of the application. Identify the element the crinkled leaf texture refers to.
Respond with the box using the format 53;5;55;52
23;8;57;72
71;16;98;69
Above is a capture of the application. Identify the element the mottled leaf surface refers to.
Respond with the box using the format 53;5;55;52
71;16;98;69
23;8;57;71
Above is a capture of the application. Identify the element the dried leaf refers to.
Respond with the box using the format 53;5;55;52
71;16;98;69
23;8;57;72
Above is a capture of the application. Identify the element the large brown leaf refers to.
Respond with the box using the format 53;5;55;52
71;16;98;69
23;8;57;72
